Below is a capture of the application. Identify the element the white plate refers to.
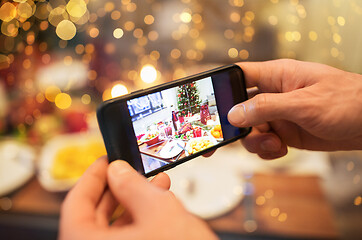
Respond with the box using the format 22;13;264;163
159;140;185;159
185;136;217;156
38;133;104;192
169;162;244;219
0;140;35;196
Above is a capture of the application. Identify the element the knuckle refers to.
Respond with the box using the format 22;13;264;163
279;58;297;65
254;94;269;112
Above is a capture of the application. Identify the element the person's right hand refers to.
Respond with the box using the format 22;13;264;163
228;59;362;159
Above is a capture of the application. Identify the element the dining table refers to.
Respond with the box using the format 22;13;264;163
0;171;339;240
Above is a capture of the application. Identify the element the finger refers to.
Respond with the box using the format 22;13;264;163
95;188;119;226
228;91;302;127
241;127;287;157
247;87;260;99
150;172;171;190
257;149;288;160
61;156;108;222
111;210;133;227
255;123;270;133
97;172;170;226
107;160;159;216
236;59;299;92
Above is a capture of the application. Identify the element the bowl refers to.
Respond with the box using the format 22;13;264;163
143;134;159;146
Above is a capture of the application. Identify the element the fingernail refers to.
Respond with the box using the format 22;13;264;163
260;139;280;152
228;105;246;126
109;160;131;176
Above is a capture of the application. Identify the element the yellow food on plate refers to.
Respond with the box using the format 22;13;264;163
211;124;223;139
187;138;214;154
212;131;220;138
51;141;106;180
214;124;221;131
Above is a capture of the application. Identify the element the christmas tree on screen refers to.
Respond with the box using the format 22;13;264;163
177;82;201;116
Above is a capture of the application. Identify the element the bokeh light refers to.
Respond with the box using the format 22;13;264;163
111;84;128;98
124;21;135;31
256;196;266;206
89;27;99;38
270;208;280;217
49;7;69;27
81;94;91;104
309;31;318;41
228;48;239;58
354;196;362;206
278;213;288;222
66;0;87;18
239;49;249;60
230;12;241;23
45;86;61;102
113;28;124;39
55;93;72;109
0;2;17;22
56;20;77;40
102;88;112;101
180;12;192;23
144;15;155;25
140;65;157;83
17;2;33;19
34;2;49;20
0;54;10;70
148;31;159;41
111;10;121;20
1;19;20;37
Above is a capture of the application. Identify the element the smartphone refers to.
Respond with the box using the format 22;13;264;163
97;64;251;177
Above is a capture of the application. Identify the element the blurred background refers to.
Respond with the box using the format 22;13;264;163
0;0;361;239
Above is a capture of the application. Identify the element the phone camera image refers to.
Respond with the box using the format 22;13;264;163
127;77;223;174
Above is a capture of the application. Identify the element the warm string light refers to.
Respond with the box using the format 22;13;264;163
0;0;357;64
42;85;75;110
140;65;157;83
354;196;362;206
255;189;288;222
111;84;128;98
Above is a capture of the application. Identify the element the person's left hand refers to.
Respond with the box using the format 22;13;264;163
59;157;217;240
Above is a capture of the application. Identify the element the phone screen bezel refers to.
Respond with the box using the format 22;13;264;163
97;64;251;177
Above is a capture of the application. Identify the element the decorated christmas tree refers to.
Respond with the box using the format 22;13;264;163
177;82;201;117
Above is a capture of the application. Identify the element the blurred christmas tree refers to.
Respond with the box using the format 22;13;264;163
177;82;201;117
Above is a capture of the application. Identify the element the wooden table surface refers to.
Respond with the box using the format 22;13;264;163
2;173;339;239
208;173;339;239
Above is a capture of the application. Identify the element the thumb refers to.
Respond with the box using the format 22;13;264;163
107;160;157;215
228;92;299;127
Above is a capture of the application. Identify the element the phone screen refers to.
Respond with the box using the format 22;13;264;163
128;76;224;174
97;65;249;177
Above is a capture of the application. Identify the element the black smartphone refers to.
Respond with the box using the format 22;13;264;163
97;64;251;177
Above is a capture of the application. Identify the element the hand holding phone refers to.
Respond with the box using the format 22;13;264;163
97;64;250;177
